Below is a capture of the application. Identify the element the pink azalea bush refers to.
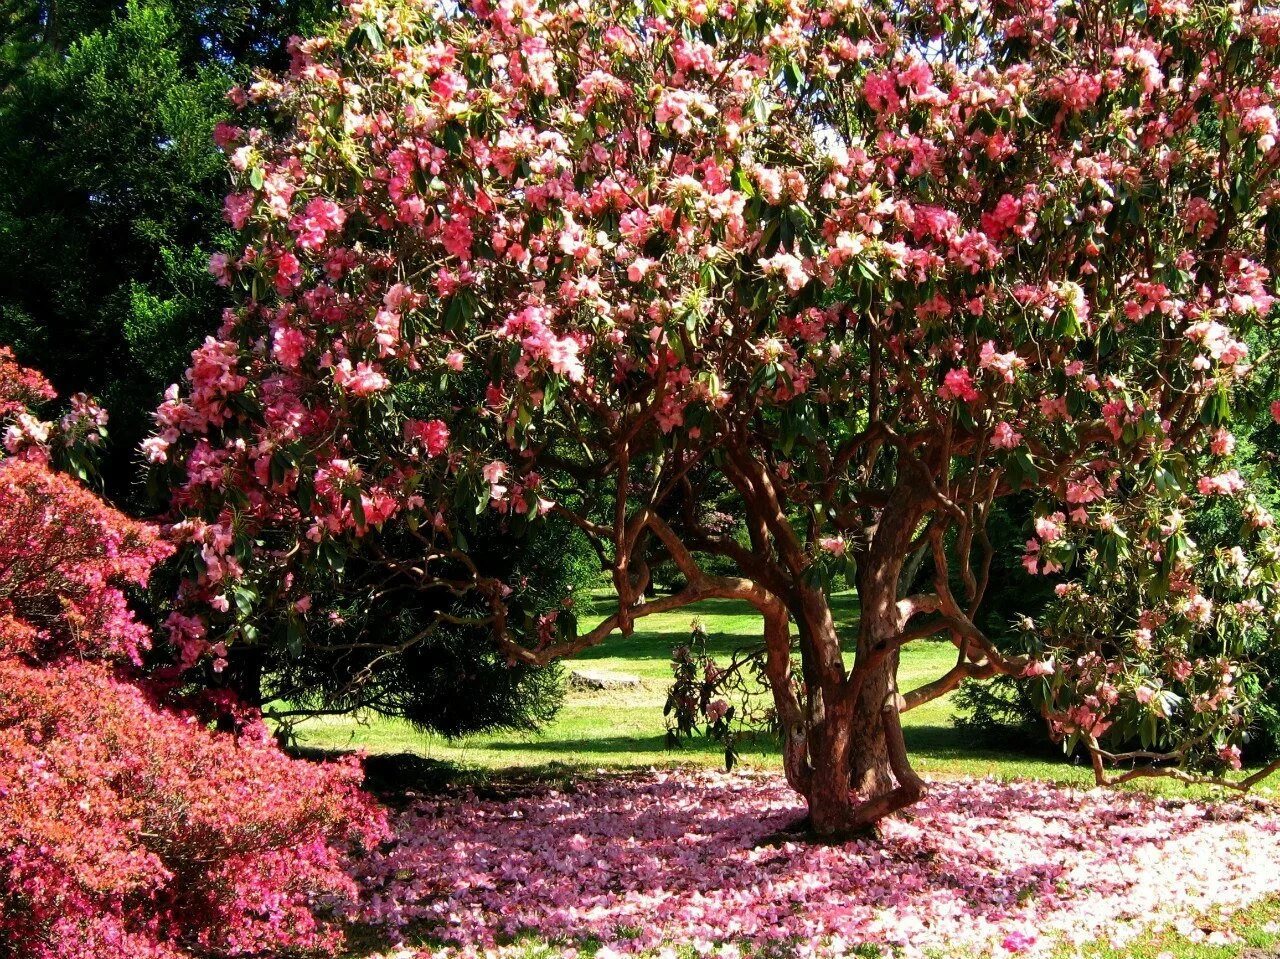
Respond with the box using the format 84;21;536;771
152;0;1280;833
356;769;1280;958
0;348;386;959
0;458;173;665
0;658;382;959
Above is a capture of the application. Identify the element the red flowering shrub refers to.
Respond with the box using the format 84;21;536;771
0;658;383;959
0;348;387;958
0;345;56;417
0;458;172;664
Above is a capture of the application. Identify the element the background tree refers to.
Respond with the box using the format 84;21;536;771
151;0;1280;837
0;0;331;501
230;516;593;737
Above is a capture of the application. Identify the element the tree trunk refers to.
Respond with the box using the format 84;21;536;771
801;662;900;838
805;689;856;835
788;589;901;838
849;654;895;797
786;483;929;839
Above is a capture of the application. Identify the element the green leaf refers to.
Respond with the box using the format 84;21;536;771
345;485;367;528
1200;386;1231;426
286;614;306;657
1054;303;1082;338
784;61;804;91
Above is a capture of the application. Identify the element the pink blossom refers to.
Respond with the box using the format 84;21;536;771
979;341;1025;383
1210;428;1236;457
223;191;254;229
1002;931;1037;953
1197;470;1245;497
272;326;307;368
992;422;1022;449
333;359;390;396
1023;658;1056;677
938;368;978;403
818;535;847;556
207;251;232;286
758;251;810;291
405;418;450;457
354;771;1280;958
290;197;347;250
628;257;656;283
1034;514;1065;542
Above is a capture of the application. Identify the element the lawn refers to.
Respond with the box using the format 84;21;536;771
287;592;1110;786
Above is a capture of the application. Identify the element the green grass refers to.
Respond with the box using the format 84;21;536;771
287;590;1094;785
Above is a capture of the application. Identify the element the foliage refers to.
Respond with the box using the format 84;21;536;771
264;517;591;738
962;348;1280;768
150;0;1280;832
0;458;171;664
0;0;332;500
0;348;386;958
0;0;582;737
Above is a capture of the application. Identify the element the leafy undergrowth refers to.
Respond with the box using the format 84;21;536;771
344;770;1280;959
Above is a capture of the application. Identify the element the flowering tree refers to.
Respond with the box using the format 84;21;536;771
0;348;385;957
153;0;1280;836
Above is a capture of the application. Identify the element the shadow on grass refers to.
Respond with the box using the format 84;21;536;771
476;723;1072;770
290;746;619;801
904;723;1070;762
483;730;784;758
289;746;465;797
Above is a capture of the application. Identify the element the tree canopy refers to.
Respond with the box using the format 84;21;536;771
151;0;1280;835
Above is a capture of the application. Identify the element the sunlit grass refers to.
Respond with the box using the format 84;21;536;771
287;590;1096;785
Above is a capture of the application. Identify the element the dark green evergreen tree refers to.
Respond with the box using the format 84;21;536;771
0;0;330;501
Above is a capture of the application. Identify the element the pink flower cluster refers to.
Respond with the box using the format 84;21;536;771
356;771;1280;958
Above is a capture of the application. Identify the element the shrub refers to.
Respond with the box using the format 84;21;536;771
0;346;386;958
0;658;383;959
0;458;170;664
219;512;593;737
